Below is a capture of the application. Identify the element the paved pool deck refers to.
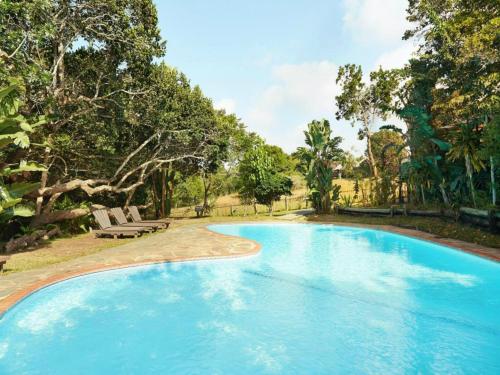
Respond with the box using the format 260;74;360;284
0;220;498;316
0;223;260;316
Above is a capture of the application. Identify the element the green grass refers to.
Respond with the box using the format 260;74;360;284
1;231;152;275
307;214;500;249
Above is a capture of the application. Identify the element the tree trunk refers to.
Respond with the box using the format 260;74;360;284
202;173;211;215
166;163;175;216
5;227;61;253
439;181;450;206
465;154;477;208
151;173;160;218
398;163;404;204
491;156;496;206
35;147;51;216
366;129;379;178
125;187;136;207
160;168;167;218
321;191;331;214
30;208;90;227
420;184;426;205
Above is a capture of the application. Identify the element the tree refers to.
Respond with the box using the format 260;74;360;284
238;143;292;214
294;119;343;214
0;2;236;228
338;151;362;179
0;80;45;224
480;118;500;206
335;65;399;178
254;173;292;214
448;124;484;207
394;0;499;208
370;130;407;177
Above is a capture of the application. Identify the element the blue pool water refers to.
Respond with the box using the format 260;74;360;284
0;223;499;374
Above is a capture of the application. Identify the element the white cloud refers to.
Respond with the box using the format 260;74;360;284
342;0;410;45
243;61;365;154
244;61;346;151
271;61;340;114
214;98;236;114
238;0;415;156
373;42;415;70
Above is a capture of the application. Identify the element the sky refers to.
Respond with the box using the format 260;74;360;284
154;0;416;155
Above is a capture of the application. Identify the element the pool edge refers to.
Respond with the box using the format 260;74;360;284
0;227;262;319
1;220;498;318
304;220;500;263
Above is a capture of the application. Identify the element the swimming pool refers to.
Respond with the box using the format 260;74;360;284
0;223;499;374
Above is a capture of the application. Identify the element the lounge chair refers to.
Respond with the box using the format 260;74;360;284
110;207;160;231
128;206;170;229
92;209;145;239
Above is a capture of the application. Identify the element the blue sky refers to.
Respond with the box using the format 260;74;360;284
154;0;415;154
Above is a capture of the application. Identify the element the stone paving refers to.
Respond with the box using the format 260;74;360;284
0;223;260;315
1;219;498;316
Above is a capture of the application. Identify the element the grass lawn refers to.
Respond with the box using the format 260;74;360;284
1;233;136;275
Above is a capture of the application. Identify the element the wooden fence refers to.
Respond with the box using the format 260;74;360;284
338;206;500;233
171;195;309;218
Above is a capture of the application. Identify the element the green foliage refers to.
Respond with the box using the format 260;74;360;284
295;119;343;213
238;143;292;212
383;0;500;208
370;129;407;176
335;65;400;177
0;80;45;223
254;173;293;211
174;175;205;207
339;194;354;208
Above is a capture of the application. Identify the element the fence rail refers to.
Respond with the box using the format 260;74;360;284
171;195;309;218
338;206;500;233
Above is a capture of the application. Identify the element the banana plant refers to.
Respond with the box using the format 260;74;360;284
448;123;484;207
0;80;46;223
296;120;343;213
382;105;451;206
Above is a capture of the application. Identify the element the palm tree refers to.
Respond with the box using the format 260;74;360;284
295;120;343;214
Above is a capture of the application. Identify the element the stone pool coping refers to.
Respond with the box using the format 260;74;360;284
313;221;500;263
0;220;498;317
0;225;261;317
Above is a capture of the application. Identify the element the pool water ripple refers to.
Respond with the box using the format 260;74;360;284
0;223;498;374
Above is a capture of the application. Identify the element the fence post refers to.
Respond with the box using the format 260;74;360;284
230;205;233;216
285;196;288;211
488;209;497;233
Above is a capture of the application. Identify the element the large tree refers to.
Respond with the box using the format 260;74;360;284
0;1;231;229
335;65;399;178
394;0;499;207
